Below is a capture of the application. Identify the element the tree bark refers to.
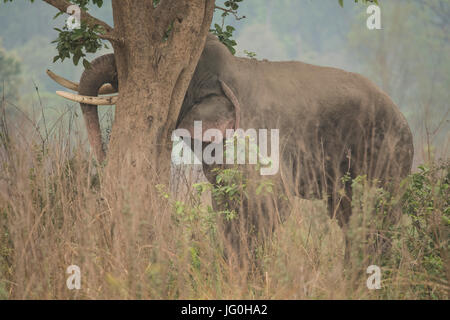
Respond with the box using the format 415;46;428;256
105;0;215;188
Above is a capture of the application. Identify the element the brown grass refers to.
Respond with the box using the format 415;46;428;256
0;100;448;300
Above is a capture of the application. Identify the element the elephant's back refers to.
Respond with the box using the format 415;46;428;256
238;59;376;131
237;58;414;181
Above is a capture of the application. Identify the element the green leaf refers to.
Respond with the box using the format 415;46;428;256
82;59;91;69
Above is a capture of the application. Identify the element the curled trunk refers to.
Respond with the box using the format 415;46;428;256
78;53;118;162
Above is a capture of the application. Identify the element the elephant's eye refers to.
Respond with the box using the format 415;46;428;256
195;93;218;105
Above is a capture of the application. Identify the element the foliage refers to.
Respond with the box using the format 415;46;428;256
243;50;257;59
3;0;103;68
51;23;107;68
210;24;237;55
0;42;21;102
51;0;106;67
401;164;449;285
346;162;449;299
211;0;244;54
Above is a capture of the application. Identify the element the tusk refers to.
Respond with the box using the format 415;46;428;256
47;69;78;91
56;91;118;105
46;69;117;95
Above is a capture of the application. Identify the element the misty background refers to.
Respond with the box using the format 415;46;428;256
0;0;448;165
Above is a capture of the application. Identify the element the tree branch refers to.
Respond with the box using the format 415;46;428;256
98;32;124;45
214;5;246;20
42;0;114;34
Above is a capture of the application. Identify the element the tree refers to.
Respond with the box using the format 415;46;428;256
0;41;21;102
3;0;216;189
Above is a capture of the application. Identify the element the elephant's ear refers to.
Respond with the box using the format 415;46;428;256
177;80;240;142
219;80;240;131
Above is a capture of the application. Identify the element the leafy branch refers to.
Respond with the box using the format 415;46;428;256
211;0;245;55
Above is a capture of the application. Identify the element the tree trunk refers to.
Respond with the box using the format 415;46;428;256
105;0;215;188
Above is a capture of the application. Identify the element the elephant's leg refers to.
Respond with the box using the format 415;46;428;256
213;195;261;264
341;190;353;265
327;176;352;227
327;172;353;264
202;162;248;266
205;164;283;269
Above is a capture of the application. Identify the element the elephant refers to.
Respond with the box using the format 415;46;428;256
48;34;414;261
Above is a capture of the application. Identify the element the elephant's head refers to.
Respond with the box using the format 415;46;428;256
48;35;241;162
176;34;241;142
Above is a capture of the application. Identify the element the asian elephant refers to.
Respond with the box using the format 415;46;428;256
49;34;414;260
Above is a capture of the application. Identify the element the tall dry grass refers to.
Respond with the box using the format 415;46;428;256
0;98;448;300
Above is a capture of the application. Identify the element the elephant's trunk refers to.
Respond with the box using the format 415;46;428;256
78;53;118;162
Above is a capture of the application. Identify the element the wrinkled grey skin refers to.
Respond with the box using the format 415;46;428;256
79;34;414;259
177;35;413;221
